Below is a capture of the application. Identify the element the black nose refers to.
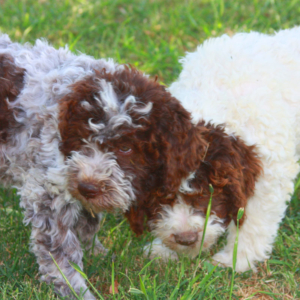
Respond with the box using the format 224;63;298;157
77;182;100;198
174;231;199;246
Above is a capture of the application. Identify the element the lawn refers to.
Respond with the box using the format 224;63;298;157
0;0;300;299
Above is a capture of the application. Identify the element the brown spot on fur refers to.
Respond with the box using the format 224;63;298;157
126;122;209;235
129;121;262;234
58;66;208;233
0;54;25;142
58;76;105;155
186;121;262;226
125;205;145;236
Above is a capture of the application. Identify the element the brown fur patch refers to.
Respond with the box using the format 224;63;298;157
126;123;209;235
186;121;262;225
58;75;104;156
0;54;25;142
58;66;208;233
129;121;263;234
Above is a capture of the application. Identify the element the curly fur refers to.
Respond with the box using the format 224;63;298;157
142;27;300;272
0;35;201;299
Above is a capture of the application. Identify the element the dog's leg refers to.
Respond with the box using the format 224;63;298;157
20;174;96;299
76;209;107;256
32;227;95;299
213;159;299;272
30;204;96;299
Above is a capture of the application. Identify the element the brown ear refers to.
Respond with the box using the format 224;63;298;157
154;98;208;197
125;205;146;236
58;77;106;156
199;122;262;225
0;54;25;142
227;135;262;225
223;173;249;226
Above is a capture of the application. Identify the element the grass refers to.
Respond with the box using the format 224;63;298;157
0;0;300;299
229;208;245;300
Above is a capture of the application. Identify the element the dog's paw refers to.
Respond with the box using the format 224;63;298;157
212;251;233;269
210;257;227;268
212;250;256;272
90;243;108;256
143;238;178;261
54;281;96;300
85;240;108;257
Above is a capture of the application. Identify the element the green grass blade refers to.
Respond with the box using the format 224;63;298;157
229;207;244;300
193;184;214;278
139;257;161;275
69;262;88;280
69;261;104;300
169;263;185;299
198;184;214;258
139;275;149;299
128;287;144;295
49;253;81;300
111;260;115;299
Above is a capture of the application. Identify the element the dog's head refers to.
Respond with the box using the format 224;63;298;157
58;66;205;215
144;122;262;257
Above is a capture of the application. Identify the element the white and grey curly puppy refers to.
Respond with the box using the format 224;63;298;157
0;35;198;299
146;27;300;272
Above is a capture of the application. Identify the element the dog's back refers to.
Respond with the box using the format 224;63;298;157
0;35;120;186
0;47;27;185
173;28;300;159
167;27;300;272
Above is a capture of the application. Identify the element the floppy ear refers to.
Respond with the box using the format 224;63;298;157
124;96;208;235
125;205;146;236
0;54;24;101
226;135;262;225
0;54;25;142
199;123;262;225
222;170;249;226
153;97;208;197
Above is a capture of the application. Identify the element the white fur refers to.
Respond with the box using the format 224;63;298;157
0;35;151;299
151;27;300;272
149;197;225;259
179;172;196;193
67;145;135;211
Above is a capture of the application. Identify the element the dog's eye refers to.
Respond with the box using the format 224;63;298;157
118;146;132;154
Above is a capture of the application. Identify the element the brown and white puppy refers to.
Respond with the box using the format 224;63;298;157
0;35;203;299
127;122;262;259
129;28;300;273
143;122;262;259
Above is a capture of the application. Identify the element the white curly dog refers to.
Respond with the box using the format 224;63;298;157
147;27;300;272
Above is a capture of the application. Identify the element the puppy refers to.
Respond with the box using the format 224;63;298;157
0;35;203;299
128;27;300;272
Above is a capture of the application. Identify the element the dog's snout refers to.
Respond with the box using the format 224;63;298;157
174;231;199;246
78;182;101;198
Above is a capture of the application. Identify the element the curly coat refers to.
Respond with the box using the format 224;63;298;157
0;35;202;299
130;28;300;272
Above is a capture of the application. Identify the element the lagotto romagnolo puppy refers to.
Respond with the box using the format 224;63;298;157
128;27;300;272
0;35;204;299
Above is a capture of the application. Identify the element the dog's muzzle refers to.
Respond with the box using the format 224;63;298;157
78;182;101;198
173;231;199;246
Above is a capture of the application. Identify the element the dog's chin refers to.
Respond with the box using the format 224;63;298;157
80;196;122;214
152;224;226;259
164;241;200;259
159;233;214;259
70;189;131;213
